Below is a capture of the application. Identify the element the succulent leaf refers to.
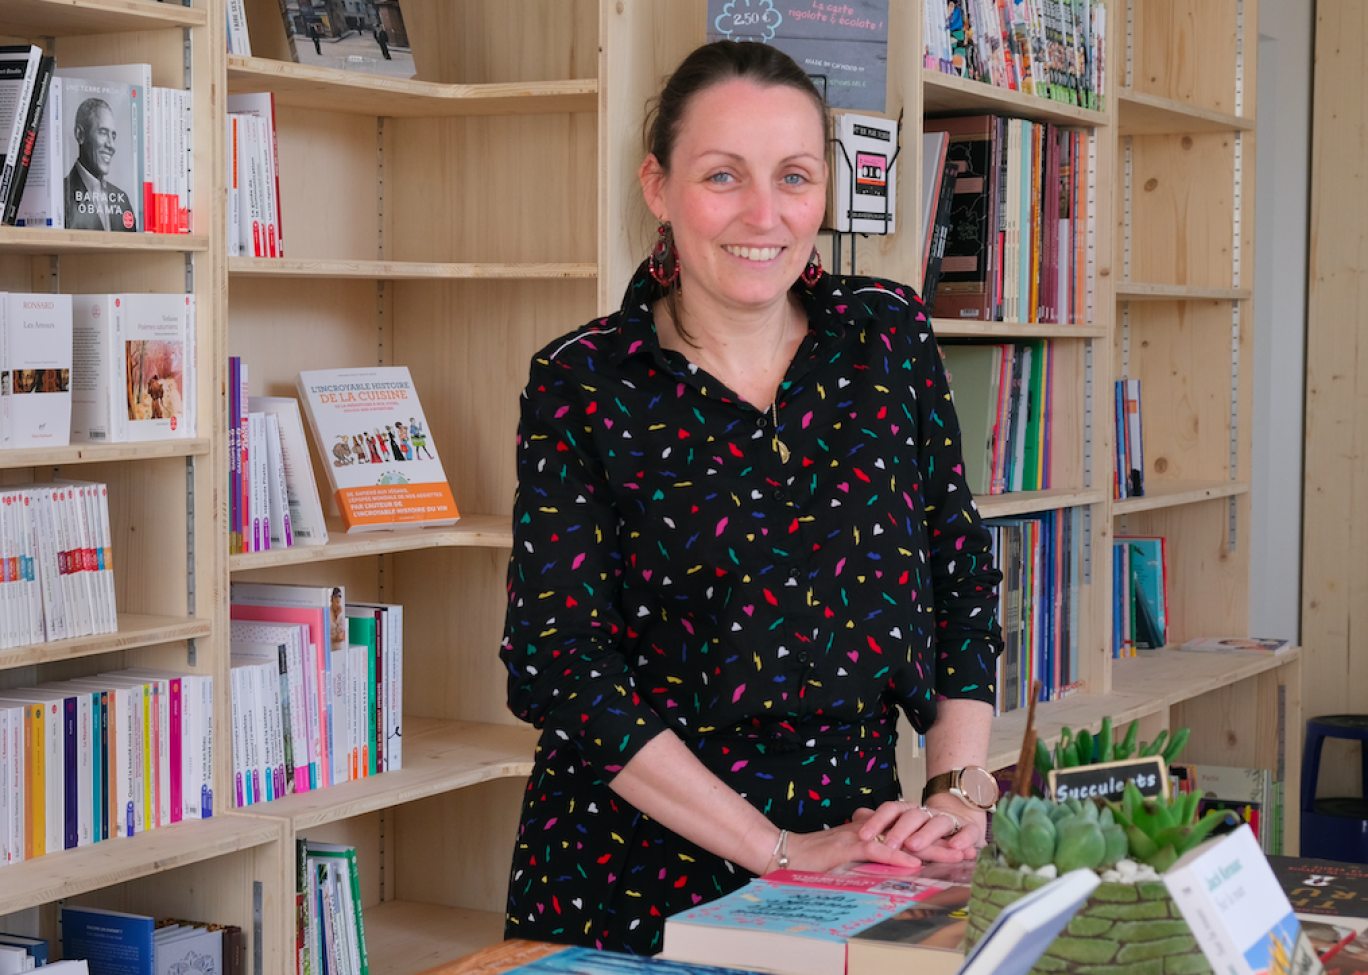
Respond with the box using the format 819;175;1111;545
1162;727;1191;764
1020;820;1057;868
1076;728;1094;765
1101;824;1128;866
1098;717;1113;763
1055;821;1107;872
1117;720;1139;759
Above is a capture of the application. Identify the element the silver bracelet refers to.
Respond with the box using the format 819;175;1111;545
770;828;790;870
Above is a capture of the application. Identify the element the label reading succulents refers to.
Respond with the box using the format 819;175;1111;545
1049;756;1170;803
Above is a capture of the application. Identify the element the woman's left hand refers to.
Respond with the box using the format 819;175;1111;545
852;796;987;862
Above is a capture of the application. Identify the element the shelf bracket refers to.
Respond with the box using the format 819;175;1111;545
1083;339;1094;491
186;455;197;666
254;880;264;975
1081;505;1092;585
1123;0;1136;90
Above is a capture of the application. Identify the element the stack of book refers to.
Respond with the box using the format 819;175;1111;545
941;340;1052;497
229;582;403;806
923;0;1106;110
0;482;116;649
0;668;213;863
1269;854;1368;975
227;93;283;257
986;507;1084;710
923;115;1090;326
1114;378;1144;498
61;906;240;975
1172;762;1283;857
1112;534;1167;655
0;45;54;226
298;840;368;975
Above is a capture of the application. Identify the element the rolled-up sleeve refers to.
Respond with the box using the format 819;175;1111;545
500;351;671;778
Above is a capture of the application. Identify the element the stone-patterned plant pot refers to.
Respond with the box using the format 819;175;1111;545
962;847;1214;975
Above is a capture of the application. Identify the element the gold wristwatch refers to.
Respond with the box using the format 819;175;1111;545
921;766;999;811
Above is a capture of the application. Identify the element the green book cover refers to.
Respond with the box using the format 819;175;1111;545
346;615;377;777
941;344;1002;496
1021;340;1049;491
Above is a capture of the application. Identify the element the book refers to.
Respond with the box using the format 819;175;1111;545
661;870;942;975
1163;824;1324;975
296;366;459;532
1117;535;1166;649
1173;763;1275;853
247;395;328;546
921;130;949;287
15;74;62;228
922;150;958;314
1269;856;1368;928
940;343;1002;496
225;94;282;255
922;115;998;321
61;905;155;975
0;292;73;449
846;882;972;975
956;868;1100;975
153;923;222;975
0;46;46;225
56;76;141;232
1180;637;1293;656
495;945;771;975
829;112;898;234
0;935;47;968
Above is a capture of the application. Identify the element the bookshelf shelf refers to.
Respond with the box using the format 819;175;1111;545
934;320;1108;339
921;69;1110;126
1115;282;1251;302
0;228;209;255
0;437;210;471
365;901;506;975
228;513;512;570
0;613;213;670
0;815;283;917
227;56;597;118
1112;480;1249;516
976;488;1109;519
228;258;597;281
0;0;205;35
235;719;537;833
1118;90;1255;136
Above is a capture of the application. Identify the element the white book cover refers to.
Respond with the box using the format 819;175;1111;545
1;702;22;862
249;395;327;546
226;114;241;256
263;411;293;547
0;708;9;863
55;76;140;232
0;292;73;450
296;366;459;532
154;924;221;975
829;112;898;234
122;293;193;441
21;491;44;645
247;411;268;551
27;486;66;642
0;692;63;854
352;601;402;771
0;493;20;649
226;0;252;56
256;658;285;800
231;618;311;795
16;76;62;228
1163;824;1323;975
328;643;351;785
54;64;152;228
228;663;247;807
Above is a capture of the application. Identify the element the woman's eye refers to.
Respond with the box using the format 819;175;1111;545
783;173;808;185
707;172;735;184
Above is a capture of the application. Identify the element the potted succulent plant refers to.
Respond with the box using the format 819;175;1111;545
963;784;1229;975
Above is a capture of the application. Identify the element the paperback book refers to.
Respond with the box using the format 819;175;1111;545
56;76;141;233
296;366;458;532
0;292;73;449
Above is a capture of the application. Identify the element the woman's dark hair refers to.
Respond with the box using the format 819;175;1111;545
643;41;829;337
645;41;829;173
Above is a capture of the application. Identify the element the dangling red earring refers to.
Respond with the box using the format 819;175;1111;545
800;247;824;287
648;222;681;286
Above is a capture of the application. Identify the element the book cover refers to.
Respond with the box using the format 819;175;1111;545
153;924;221;975
2;54;54;227
957;868;1100;975
1163;824;1323;975
940;343;1002;496
296;366;458;532
121;294;193;441
56;76;140;232
494;945;763;975
923;115;998;321
0;292;73;450
0;45;45;221
829;111;898;234
1180;637;1292;656
247;396;327;546
846;882;972;975
661;873;926;975
1269;856;1368;926
61;905;155;975
14;74;61;227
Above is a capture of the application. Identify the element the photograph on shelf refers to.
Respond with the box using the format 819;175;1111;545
268;0;417;81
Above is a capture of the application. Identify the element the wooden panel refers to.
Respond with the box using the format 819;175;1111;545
272;105;382;261
387;115;597;265
1122;133;1238;289
1129;0;1243;114
1118;300;1241;484
1303;0;1368;798
393;279;597;514
401;0;599;85
0;0;203;36
368;901;507;975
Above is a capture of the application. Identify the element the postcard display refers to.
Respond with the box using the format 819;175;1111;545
0;3;1298;975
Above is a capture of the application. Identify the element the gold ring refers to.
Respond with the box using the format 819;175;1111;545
875;833;886;844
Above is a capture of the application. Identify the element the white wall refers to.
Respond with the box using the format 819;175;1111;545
1251;5;1312;641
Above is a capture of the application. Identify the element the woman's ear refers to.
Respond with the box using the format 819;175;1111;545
639;154;667;222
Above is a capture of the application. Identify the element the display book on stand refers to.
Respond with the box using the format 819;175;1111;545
0;50;194;232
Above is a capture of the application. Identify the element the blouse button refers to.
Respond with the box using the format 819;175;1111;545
757;416;768;429
772;489;786;503
788;566;802;580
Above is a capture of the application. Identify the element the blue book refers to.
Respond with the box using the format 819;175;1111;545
61;905;155;975
959;869;1101;975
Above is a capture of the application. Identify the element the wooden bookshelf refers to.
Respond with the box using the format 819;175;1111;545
228;258;596;280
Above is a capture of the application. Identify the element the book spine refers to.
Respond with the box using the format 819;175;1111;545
2;55;54;225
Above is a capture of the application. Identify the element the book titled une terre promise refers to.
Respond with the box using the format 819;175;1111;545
297;366;458;532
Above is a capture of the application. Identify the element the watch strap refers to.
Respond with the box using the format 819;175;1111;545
921;771;955;803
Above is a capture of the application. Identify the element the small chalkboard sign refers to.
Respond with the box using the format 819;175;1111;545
1047;756;1170;803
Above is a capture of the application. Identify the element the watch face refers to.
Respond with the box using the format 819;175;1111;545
958;766;1000;807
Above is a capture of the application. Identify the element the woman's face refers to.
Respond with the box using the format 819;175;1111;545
641;78;828;318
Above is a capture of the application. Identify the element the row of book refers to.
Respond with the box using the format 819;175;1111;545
1;48;194;232
941;340;1052;497
1115;377;1145;498
58;905;241;975
228;357;329;554
227;94;285;257
229;582;403;806
1113;533;1167;656
0;292;196;451
0;668;213;866
924;115;1091;326
924;0;1107;111
297;839;370;975
0;483;115;651
987;507;1082;711
1172;762;1283;858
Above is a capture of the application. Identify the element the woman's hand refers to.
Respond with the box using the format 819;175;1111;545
765;816;927;875
851;797;987;863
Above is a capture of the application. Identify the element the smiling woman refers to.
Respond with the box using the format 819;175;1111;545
498;40;1004;956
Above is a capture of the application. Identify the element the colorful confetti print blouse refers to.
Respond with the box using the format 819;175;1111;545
499;261;1003;953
